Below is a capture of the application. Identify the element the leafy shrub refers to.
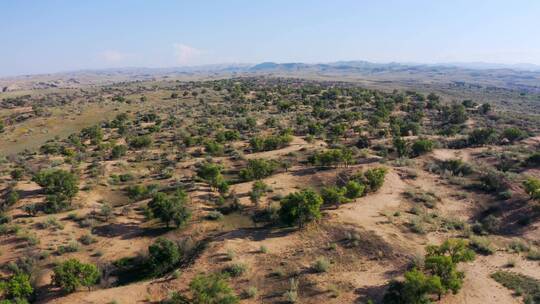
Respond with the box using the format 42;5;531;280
204;140;224;156
222;263;247;277
321;186;348;207
501;127;526;142
523;177;540;200
411;139;434;157
279;189;323;228
344;180;366;199
239;159;278;181
4;190;20;208
111;145;127;159
468;128;496;146
189;273;239;304
1;272;33;300
478;170;508;194
363;167;388;192
147;238;182;276
249;133;293;152
313;257;330;273
126;184;158;201
526;152;540;167
384;239;475;303
309;148;353;168
383;269;442;304
10;168;24;180
52;259;100;293
33;169;78;199
469;236;495;255
148;190;191;228
129;135;152;149
392;137;409;158
249;180;268;205
33;169;79;213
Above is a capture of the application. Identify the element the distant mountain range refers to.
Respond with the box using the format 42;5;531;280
2;60;540;93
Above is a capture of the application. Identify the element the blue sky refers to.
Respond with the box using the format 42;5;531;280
2;0;540;76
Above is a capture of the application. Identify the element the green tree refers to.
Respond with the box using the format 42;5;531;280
33;169;79;198
10;168;24;180
411;139;434;157
80;125;103;145
4;190;20;208
309;148;353;168
129;135;153;149
239;159;278;181
189;273;239;304
52;259;99;293
321;186;348;208
383;268;442;304
424;239;475;299
249;180;268;205
468;128;496;146
148;191;191;228
204;140;224;156
344;180;365;199
501;127;526;142
279;189;323;228
2;273;33;300
523;177;540;200
147;238;181;275
393;137;409;158
197;162;224;190
111;145;127;159
363;167;388;192
33;169;79;213
479;103;491;114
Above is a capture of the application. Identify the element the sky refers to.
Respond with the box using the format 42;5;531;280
1;0;540;76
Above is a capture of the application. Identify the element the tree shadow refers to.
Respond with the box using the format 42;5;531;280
214;226;296;243
354;283;387;303
91;222;169;239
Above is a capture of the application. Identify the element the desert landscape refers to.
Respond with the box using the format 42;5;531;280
1;72;539;304
2;1;540;303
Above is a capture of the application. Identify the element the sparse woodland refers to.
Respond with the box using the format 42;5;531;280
0;77;539;304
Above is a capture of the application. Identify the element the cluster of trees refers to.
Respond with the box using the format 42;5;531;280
279;189;323;228
279;168;387;228
129;135;153;149
249;132;293;152
196;162;229;194
320;167;387;208
204;140;225;156
32;169;79;213
52;259;100;293
239;159;279;181
308;148;353;168
393;138;435;158
466;127;527;147
383;239;475;303
147;190;191;228
110;144;127;159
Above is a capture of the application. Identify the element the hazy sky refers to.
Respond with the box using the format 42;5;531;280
2;0;540;76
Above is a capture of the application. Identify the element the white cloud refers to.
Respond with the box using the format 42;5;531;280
173;43;201;65
100;50;132;63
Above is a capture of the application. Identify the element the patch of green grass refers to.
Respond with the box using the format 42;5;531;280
491;271;540;301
